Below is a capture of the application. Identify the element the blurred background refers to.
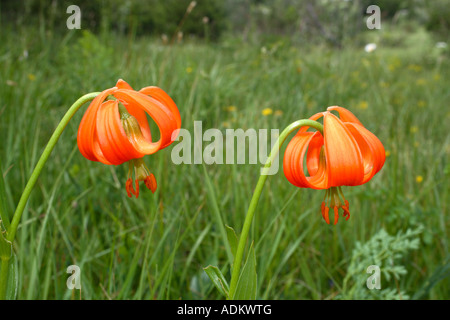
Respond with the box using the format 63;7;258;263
0;0;448;300
1;0;449;43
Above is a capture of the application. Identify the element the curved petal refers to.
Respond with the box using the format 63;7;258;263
96;100;144;165
113;84;152;142
92;131;113;165
283;131;328;189
306;132;324;176
139;86;182;130
327;106;363;126
345;122;385;183
115;79;133;90
113;89;179;154
323;112;364;186
77;88;116;162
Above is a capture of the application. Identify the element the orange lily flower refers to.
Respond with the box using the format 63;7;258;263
77;79;181;198
283;106;385;224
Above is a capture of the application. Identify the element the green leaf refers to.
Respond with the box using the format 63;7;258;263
0;162;10;231
5;254;18;300
233;243;257;300
0;232;12;260
203;265;230;298
413;255;450;299
225;225;238;258
0;233;18;300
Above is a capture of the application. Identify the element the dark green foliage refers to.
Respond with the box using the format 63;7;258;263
0;0;448;41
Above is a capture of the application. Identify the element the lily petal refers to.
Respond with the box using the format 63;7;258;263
96;100;144;165
283;131;328;189
113;89;179;154
323;112;364;186
139;86;182;130
327;106;363;125
77;88;116;162
114;81;153;143
345;122;385;183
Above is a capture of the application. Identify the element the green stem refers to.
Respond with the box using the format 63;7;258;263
0;258;9;298
227;119;324;300
0;92;99;300
6;92;100;242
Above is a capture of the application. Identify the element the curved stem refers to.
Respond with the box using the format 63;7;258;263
0;92;99;300
6;92;100;242
227;119;323;300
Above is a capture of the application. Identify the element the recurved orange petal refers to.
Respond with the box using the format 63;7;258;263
345;122;385;184
96;100;144;165
113;89;179;153
77;88;116;163
114;80;152;143
323;112;364;186
283;131;328;189
327;106;363;126
305;131;324;176
139;86;181;130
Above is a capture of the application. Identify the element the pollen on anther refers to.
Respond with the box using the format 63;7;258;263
126;178;135;198
145;174;157;193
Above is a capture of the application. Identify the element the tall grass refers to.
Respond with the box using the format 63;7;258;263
0;25;448;299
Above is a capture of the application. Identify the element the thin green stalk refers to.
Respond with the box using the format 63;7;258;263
6;92;100;243
227;119;324;300
0;259;9;298
0;92;99;300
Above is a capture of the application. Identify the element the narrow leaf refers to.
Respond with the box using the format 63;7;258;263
0;233;17;300
0;232;12;260
233;243;257;300
225;225;238;258
6;253;18;299
0;162;10;231
203;265;230;298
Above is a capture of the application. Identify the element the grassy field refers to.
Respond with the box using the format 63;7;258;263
0;25;448;300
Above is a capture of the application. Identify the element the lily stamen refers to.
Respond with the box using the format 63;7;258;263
125;158;157;198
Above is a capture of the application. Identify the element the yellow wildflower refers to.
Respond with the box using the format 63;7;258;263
358;101;369;110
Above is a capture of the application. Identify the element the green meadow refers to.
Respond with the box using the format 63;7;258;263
0;20;448;299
